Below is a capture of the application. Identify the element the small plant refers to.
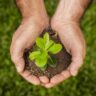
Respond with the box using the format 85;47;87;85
29;32;62;70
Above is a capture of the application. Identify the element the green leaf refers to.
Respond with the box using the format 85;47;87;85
44;32;49;43
44;32;50;49
29;51;40;60
35;51;48;68
45;40;54;50
36;37;44;49
48;44;62;54
40;65;47;71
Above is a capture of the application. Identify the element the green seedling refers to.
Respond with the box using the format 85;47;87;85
29;32;62;70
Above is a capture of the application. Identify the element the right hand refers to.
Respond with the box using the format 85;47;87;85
42;0;88;88
10;0;49;85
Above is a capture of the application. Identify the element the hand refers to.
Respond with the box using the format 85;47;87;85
43;20;86;88
10;0;49;85
42;0;88;88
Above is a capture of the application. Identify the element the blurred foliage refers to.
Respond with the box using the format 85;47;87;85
0;0;96;96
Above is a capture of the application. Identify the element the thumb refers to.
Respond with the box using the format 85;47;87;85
10;41;25;73
14;57;25;73
69;57;83;76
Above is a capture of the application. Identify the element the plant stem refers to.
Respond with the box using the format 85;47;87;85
48;55;57;67
48;55;54;64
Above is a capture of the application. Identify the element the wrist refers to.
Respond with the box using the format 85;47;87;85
22;16;49;29
16;0;47;19
51;18;79;32
55;0;90;22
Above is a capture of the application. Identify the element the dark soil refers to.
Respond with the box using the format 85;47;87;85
24;28;72;78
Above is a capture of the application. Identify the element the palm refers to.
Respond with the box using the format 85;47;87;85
10;18;49;85
44;23;86;88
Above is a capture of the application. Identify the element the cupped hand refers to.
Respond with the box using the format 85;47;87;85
42;0;88;88
10;0;50;85
43;19;86;88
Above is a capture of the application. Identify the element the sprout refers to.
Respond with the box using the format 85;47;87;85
29;32;62;70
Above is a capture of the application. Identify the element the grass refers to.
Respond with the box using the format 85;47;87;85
0;0;96;96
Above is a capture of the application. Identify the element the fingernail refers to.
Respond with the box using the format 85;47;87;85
70;70;78;76
16;65;23;73
45;84;52;88
39;76;49;84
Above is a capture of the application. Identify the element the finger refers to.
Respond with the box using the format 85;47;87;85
69;47;83;76
69;57;83;76
44;83;53;88
10;40;25;73
20;70;40;85
51;70;71;83
44;70;71;88
11;52;25;73
39;76;49;84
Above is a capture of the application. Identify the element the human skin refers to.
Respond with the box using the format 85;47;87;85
43;0;90;88
10;0;50;85
10;0;90;87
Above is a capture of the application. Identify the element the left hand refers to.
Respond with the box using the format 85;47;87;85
10;0;50;85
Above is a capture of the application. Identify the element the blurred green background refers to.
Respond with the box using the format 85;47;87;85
0;0;96;96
